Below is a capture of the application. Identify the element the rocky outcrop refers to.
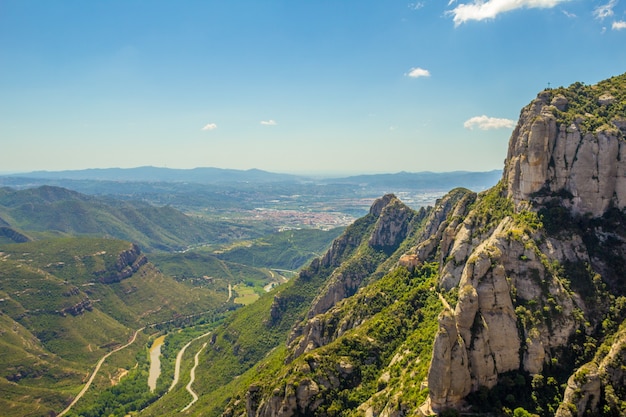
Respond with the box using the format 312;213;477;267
504;86;626;217
427;214;583;411
287;192;478;363
95;243;147;284
58;299;93;316
231;74;626;417
287;195;416;359
426;75;626;413
368;195;414;251
304;195;413;320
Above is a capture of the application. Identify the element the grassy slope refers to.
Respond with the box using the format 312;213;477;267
0;237;223;417
0;186;263;252
214;228;345;270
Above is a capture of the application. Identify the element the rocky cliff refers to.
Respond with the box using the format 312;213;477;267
427;74;626;415
504;81;626;217
224;73;626;417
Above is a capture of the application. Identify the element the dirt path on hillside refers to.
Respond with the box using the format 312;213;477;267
180;341;208;412
58;327;145;417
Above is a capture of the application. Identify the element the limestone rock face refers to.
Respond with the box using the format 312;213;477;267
368;196;414;250
427;76;626;412
427;310;472;410
288;192;475;361
427;215;585;411
504;90;626;217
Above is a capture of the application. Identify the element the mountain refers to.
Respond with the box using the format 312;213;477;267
0;169;501;219
4;167;501;190
7;166;302;184
0;185;263;251
324;170;502;191
163;73;626;417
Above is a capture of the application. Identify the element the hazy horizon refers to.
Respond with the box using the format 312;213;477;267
0;165;503;178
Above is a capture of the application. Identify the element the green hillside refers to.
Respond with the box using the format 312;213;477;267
0;237;224;417
214;227;345;271
0;186;266;252
139;194;433;416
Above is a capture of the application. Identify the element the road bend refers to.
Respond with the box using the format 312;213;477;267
58;327;145;417
180;342;208;412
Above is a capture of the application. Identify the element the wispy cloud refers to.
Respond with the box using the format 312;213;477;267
449;0;572;26
405;67;431;78
260;119;277;126
594;0;617;20
464;115;516;130
202;123;217;131
613;20;626;29
562;10;576;18
409;2;425;10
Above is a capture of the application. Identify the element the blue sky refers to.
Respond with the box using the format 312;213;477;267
1;0;625;175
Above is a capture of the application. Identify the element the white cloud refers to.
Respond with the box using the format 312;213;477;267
449;0;572;26
464;115;516;130
409;2;425;10
613;20;626;29
202;123;217;131
562;10;576;18
260;119;277;126
406;67;431;78
594;0;617;20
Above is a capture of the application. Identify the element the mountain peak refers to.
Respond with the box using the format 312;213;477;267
504;73;626;217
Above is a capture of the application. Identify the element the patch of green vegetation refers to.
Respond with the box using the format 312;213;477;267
233;283;260;305
0;236;228;416
470;180;514;236
140;209;390;416
220;263;442;417
214;227;345;270
66;346;157;417
0;185;269;252
548;73;626;134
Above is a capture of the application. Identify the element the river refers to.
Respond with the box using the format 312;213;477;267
148;335;166;392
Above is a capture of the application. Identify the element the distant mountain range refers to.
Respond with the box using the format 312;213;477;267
0;185;267;251
2;166;502;190
7;166;301;184
325;169;502;190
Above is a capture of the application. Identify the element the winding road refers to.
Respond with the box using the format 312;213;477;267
57;327;145;417
181;342;208;412
168;331;211;392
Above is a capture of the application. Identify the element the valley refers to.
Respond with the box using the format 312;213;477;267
0;169;499;416
3;73;626;417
